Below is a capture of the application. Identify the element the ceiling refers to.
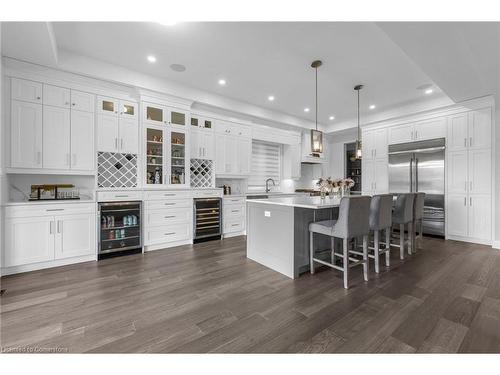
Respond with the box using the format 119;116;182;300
50;22;443;125
2;22;497;131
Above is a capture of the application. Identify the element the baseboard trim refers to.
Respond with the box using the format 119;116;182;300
492;241;500;249
1;254;97;276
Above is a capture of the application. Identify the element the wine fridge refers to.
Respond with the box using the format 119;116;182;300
193;198;222;243
98;201;142;259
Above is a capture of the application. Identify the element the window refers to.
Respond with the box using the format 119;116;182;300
248;140;282;188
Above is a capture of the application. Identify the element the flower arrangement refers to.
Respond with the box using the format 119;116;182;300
316;177;355;198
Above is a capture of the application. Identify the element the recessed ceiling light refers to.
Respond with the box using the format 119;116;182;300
369;104;376;110
170;63;186;72
218;79;226;86
329;115;335;120
147;55;157;63
304;108;310;113
425;88;434;95
268;95;275;101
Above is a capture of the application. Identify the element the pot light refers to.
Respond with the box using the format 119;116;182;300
425;88;434;95
268;95;275;101
147;55;157;63
369;104;376;110
304;107;310;113
329;115;335;120
218;79;227;86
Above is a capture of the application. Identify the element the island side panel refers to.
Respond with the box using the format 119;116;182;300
294;207;338;277
246;202;295;278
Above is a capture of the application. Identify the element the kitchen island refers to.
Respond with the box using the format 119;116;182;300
246;196;341;278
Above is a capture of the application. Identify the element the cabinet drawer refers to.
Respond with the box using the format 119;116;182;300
223;196;246;205
145;208;191;227
192;189;223;198
223;205;245;219
146;223;191;245
97;191;142;202
223;219;245;234
143;190;192;200
145;199;192;210
5;203;96;218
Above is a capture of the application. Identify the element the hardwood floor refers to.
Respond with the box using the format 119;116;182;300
1;235;500;353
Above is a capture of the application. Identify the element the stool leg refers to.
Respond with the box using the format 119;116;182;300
399;224;405;260
385;228;390;267
309;231;315;274
343;239;349;289
408;222;413;255
363;235;369;281
331;237;335;265
374;230;380;274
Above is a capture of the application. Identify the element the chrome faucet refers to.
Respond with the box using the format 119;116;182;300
265;178;276;193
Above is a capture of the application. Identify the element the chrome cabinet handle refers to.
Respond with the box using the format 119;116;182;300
164;232;176;235
231;210;239;213
464;138;467;147
36;96;41;100
231;224;239;227
470;137;472;147
49;221;54;234
115;195;129;198
164;193;175;196
470;181;472;191
164;203;175;206
46;208;64;212
470;197;472;206
164;215;175;218
464;197;467;206
57;220;62;233
72;103;76;106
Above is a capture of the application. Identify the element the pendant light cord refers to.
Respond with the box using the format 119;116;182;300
315;66;318;131
357;88;360;141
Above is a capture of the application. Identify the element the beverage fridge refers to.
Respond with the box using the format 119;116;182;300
388;138;445;236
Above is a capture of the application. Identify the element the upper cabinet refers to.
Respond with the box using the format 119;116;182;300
11;78;42;104
362;128;387;160
388;118;446;145
447;109;491;151
43;85;70;108
10;100;43;169
283;143;301;180
142;102;187;127
214;121;252;176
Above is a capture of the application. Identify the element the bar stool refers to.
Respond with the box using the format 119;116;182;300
391;193;416;259
309;196;371;289
412;192;426;251
368;194;393;273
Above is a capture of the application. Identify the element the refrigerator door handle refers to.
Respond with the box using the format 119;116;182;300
415;158;419;192
409;158;413;192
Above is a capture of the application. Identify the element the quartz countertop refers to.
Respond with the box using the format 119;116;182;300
246;196;341;209
3;199;96;206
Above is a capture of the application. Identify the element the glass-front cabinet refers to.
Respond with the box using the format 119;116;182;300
191;115;213;129
143;102;188;127
169;130;187;185
145;127;165;185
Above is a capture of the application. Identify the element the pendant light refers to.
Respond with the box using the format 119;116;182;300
310;60;323;156
354;84;364;159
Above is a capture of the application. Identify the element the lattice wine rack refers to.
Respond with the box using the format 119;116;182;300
190;159;214;188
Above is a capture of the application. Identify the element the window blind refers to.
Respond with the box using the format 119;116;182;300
248;140;281;188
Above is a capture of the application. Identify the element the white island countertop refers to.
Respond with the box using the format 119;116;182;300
247;196;341;209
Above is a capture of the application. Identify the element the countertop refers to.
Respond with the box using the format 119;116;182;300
4;199;96;206
223;192;310;198
247;196;341;209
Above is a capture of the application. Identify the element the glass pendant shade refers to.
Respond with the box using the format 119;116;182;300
311;129;323;154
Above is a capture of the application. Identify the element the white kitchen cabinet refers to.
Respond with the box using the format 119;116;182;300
363;128;388;160
97;96;120;116
283;143;301;180
374;159;389;193
43;105;71;169
97;115;120;152
447;113;469;151
43;84;70;108
215;135;226;174
468;108;491;150
362;159;374;193
143;102;167;125
468;149;491;195
71;110;95;170
388;124;414;145
71;90;95;113
447;194;468;237
224;135;238;174
119;117;139;154
10;100;43;168
447;151;468;194
223;196;246;237
214;122;251;177
237;137;251;174
11;78;42;104
468;195;491;241
54;214;96;260
191;129;214;160
415;118;447;141
4;216;55;267
120;100;138;120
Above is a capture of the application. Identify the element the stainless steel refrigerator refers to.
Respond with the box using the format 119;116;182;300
388;138;445;236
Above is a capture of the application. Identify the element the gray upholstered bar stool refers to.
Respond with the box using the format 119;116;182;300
391;193;416;259
367;194;393;273
412;192;426;251
309;196;371;289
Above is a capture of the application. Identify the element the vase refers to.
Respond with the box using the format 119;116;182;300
320;190;326;199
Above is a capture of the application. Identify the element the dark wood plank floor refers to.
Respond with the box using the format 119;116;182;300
1;235;500;353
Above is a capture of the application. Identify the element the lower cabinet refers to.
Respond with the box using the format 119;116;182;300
223;197;246;237
447;194;491;243
362;159;388;194
3;203;96;271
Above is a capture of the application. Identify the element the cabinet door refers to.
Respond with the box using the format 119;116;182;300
11;78;42;104
225;135;238;174
447;113;468;151
362;159;374;193
190;129;201;159
97;115;119;153
374;128;388;159
97;96;119;116
283;143;301;180
388;124;414;145
145;127;165;185
415;117;446;141
374;159;388;193
169;108;187;126
71;110;95;170
169;130;188;185
4;216;54;267
215;135;226;174
447;151;468;194
468;149;491;195
43;106;71;169
43;84;70;108
237;137;251;174
447;194;468;237
468;108;491;150
361;130;374;160
143;102;167;125
468;195;491;241
119;100;138;120
11;100;43;168
54;214;96;260
71;90;95;112
119;118;139;154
